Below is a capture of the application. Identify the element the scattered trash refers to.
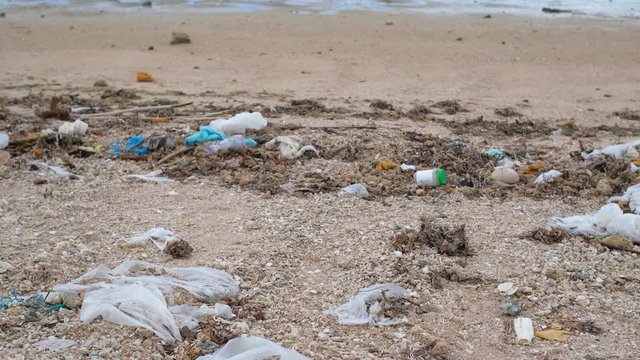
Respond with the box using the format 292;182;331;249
109;135;150;158
0;131;8;149
136;72;153;82
375;159;399;172
582;139;640;160
548;203;640;243
500;297;523;316
497;282;517;295
326;283;409;326
523;160;545;175
197;335;310;360
35;96;70;120
170;303;233;330
127;228;192;257
264;136;318;159
185;126;226;146
203;135;257;153
609;184;640;214
54;261;239;342
534;170;562;184
171;31;191;45
393;214;470;256
484;148;505;159
58;119;88;137
535;329;571;342
414;168;447;187
340;183;370;199
28;161;83;180
209;112;267;135
0;150;9;165
1;291;45;310
514;317;534;344
124;170;175;184
400;163;416;172
491;167;520;184
35;336;76;351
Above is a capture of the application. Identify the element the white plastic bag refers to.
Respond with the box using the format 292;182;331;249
609;184;640;214
28;160;84;180
35;336;76;351
197;335;310;360
548;203;640;243
264;136;318;160
127;228;179;251
210;112;267;135
534;170;562;184
581;139;640;160
326;283;409;326
80;284;181;342
169;303;233;330
124;170;175;184
58;119;88;136
340;183;369;199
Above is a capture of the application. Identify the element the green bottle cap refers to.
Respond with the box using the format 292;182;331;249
436;169;447;186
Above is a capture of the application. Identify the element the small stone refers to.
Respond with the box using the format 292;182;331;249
0;260;12;274
497;282;517;295
575;295;590;307
171;32;191;45
596;178;613;196
500;297;523;316
416;188;426;196
431;341;447;356
93;80;108;87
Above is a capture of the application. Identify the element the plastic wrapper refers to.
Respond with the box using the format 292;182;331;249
548;203;640;243
326;283;409;326
124;170;175;184
169;303;233;330
534;170;562;184
209;112;267;135
126;228;179;250
609;184;640;214
58;119;88;136
264;136;318;160
35;336;76;351
28;160;83;180
581;139;640;160
197;336;310;360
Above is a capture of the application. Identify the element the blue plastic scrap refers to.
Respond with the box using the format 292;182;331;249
109;135;150;157
485;148;506;159
185;126;226;145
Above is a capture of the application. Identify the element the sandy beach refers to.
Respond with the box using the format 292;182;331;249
1;7;639;360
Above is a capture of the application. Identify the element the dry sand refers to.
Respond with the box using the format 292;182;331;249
0;9;639;360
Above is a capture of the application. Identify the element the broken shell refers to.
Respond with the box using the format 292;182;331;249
491;167;520;184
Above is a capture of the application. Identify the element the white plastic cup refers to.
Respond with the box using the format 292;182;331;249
414;168;447;187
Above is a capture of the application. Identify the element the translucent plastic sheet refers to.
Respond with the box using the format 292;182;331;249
326;283;409;326
197;335;310;360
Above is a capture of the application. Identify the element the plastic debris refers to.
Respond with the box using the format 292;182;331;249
535;329;571;342
197;335;310;360
582;139;640;160
400;163;416;172
514;317;534;344
326;283;409;326
137;72;153;82
340;183;370;199
534;170;562;184
523;160;545;175
109;135;150;157
548;203;640;243
491;167;519;184
127;228;180;251
264;136;318;159
500;297;523;316
170;303;233;330
0;131;8;149
485;148;505;159
497;282;517;295
209;112;267;135
185;126;226;146
28;161;83;180
608;184;640;214
124;170;175;184
415;169;447;187
54;261;239;342
58;119;88;136
35;336;76;351
1;290;46;310
204;134;257;153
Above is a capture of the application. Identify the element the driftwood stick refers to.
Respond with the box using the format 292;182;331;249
79;102;194;119
156;146;192;166
272;124;378;130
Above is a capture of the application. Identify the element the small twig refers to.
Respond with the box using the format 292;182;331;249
272;124;378;130
79;102;194;119
156;146;192;166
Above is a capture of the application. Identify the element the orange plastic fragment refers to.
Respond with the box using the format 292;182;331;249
137;72;153;82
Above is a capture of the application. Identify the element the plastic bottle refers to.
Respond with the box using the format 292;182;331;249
414;169;446;187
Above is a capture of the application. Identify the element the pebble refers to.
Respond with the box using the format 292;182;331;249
170;32;191;45
596;178;613;196
0;260;12;273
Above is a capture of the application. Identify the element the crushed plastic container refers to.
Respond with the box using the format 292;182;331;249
209;112;267;135
197;335;310;360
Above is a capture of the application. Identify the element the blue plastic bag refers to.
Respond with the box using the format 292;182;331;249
109;135;150;157
185;126;227;145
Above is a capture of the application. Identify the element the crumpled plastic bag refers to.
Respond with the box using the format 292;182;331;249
197;335;310;360
185;126;227;145
80;284;181;342
581;139;640;160
28;160;83;181
264;136;318;160
326;283;409;326
35;336;77;351
110;135;150;157
124;170;175;184
209;112;267;135
58;119;88;137
204;134;257;153
126;228;180;250
340;183;370;199
170;303;233;330
534;170;562;184
548;203;640;243
609;184;640;214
